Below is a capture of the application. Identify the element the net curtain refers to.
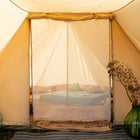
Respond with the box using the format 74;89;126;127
32;19;109;89
31;19;110;121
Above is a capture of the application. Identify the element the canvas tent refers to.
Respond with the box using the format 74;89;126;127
0;0;140;126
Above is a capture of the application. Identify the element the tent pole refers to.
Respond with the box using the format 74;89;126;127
109;19;113;62
30;19;33;96
109;19;114;122
66;22;69;104
29;19;33;124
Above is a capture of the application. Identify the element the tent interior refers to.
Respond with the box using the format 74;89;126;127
0;0;140;127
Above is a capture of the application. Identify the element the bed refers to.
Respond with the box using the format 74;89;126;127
34;85;110;120
40;90;109;106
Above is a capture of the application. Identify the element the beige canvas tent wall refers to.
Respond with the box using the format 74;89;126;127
0;0;140;126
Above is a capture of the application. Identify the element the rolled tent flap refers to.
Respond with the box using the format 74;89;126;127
0;18;30;125
27;13;113;21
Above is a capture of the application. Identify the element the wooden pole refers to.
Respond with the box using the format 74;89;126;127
66;22;69;104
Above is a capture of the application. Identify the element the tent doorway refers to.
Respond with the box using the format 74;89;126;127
30;18;111;125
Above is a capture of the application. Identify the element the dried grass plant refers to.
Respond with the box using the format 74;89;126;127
107;60;140;106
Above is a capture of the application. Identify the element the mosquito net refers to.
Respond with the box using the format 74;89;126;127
31;19;110;121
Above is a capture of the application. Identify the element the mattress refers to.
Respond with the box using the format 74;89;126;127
40;90;109;106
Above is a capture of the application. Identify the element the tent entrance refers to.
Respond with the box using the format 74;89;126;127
31;18;111;122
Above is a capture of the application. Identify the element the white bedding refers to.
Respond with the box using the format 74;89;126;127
40;90;109;106
33;90;111;121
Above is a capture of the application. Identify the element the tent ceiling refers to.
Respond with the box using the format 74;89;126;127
0;0;27;52
115;0;140;52
1;0;140;54
11;0;133;13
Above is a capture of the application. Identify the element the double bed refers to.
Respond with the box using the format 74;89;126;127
40;90;109;106
33;85;110;121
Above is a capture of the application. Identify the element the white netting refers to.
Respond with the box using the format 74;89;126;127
32;19;110;121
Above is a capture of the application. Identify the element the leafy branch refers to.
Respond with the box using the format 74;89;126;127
107;60;140;106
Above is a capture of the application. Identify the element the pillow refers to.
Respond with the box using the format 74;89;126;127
79;85;87;91
68;83;80;91
87;85;103;93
